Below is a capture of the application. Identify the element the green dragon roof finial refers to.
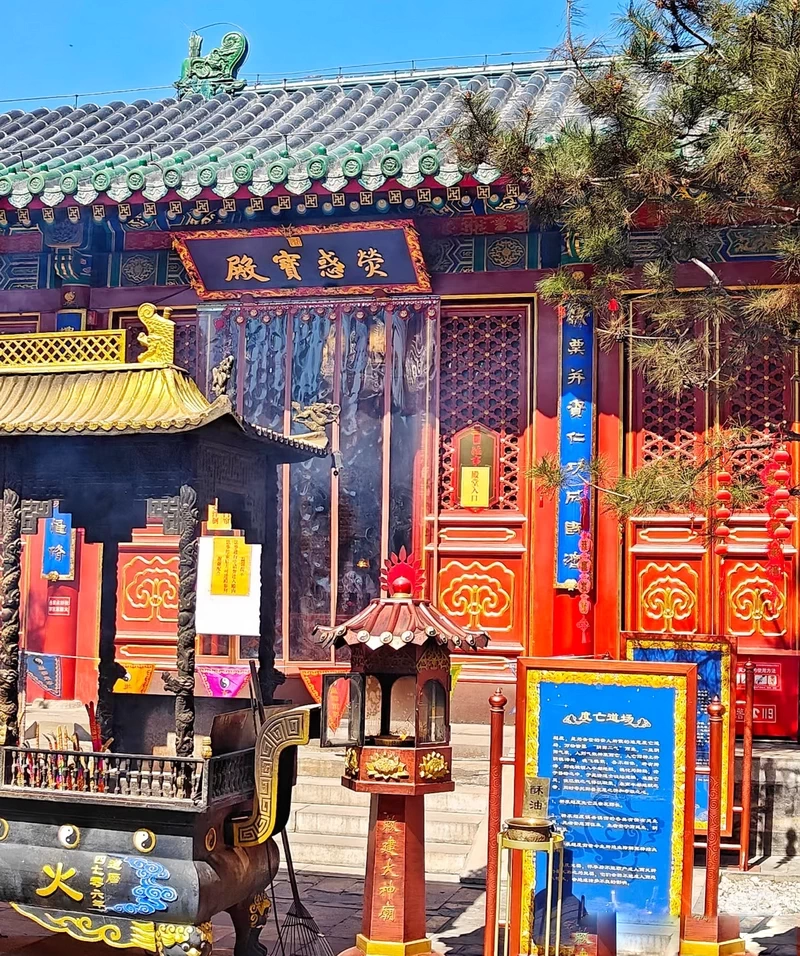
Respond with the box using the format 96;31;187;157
175;31;248;100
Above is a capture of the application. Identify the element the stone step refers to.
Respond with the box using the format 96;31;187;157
290;803;483;844
297;750;491;787
293;776;489;814
286;830;473;882
448;722;515;758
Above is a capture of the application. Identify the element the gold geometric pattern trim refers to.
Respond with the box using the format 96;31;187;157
726;565;786;637
639;563;698;633
521;667;689;942
10;904;156;952
233;706;311;847
121;556;180;624
0;328;126;373
438;561;513;630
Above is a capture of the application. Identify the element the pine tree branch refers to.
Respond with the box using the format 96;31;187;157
663;0;716;52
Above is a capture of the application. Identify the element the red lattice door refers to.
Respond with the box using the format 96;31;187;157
627;362;710;635
433;305;530;659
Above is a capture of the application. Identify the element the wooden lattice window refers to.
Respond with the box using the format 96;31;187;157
636;378;701;466
724;351;793;477
438;306;526;510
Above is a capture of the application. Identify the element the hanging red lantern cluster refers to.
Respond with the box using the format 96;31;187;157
713;467;732;558
762;443;793;585
577;487;593;641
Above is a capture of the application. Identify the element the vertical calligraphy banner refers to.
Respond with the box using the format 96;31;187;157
517;657;697;955
41;506;75;581
555;307;595;588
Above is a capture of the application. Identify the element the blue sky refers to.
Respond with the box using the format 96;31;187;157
1;0;621;110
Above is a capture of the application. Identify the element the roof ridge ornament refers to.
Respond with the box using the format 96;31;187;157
175;31;249;100
137;303;175;367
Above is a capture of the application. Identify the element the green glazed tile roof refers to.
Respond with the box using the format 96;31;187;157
0;62;583;208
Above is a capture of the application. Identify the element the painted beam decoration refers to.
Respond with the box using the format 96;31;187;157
174;221;431;299
555;305;595;588
624;633;735;836
518;658;696;949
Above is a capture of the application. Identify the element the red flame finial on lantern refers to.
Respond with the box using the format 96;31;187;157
381;547;425;598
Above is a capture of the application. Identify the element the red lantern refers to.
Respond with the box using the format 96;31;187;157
717;470;732;485
715;541;729;556
715;488;732;503
608;298;620;313
775;506;791;521
775;487;791;501
715;505;732;521
775;524;791;540
715;524;731;538
774;468;791;483
774;448;791;465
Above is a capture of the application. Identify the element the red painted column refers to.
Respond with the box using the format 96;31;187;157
355;793;429;954
43;578;80;699
532;302;559;657
484;689;508;956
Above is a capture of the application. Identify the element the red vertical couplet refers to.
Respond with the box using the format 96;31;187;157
484;689;508;956
360;793;428;951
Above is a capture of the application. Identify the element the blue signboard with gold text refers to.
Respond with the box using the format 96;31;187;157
555;306;595;587
41;505;75;581
625;634;735;835
519;658;696;950
174;221;431;299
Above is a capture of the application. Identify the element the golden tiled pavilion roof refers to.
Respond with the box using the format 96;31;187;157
0;303;326;453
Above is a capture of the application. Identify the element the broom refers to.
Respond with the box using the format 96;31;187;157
246;665;334;956
270;819;335;956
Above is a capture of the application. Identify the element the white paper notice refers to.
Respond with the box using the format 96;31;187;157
195;537;262;637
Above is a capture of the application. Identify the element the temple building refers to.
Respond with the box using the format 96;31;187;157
0;33;795;739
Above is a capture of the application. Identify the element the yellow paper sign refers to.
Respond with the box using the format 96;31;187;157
211;537;251;597
207;500;232;531
459;465;490;508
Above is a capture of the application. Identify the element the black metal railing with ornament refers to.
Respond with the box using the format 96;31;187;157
0;746;256;807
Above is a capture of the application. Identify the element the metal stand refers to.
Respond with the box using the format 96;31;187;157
484;689;508;956
494;827;565;956
680;699;745;956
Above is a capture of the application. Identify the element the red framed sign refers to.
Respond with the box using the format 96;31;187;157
174;220;431;299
